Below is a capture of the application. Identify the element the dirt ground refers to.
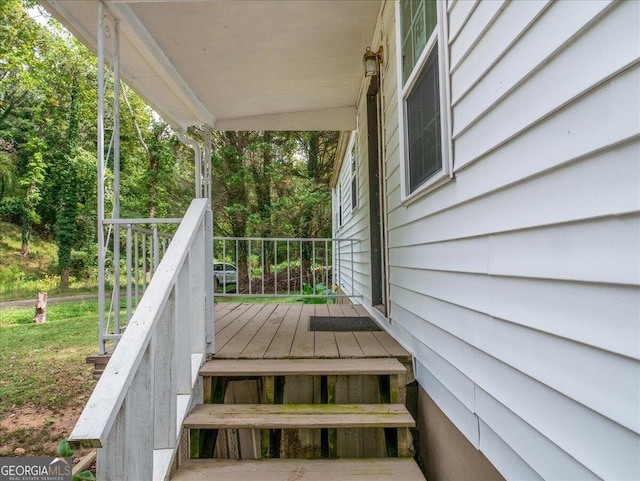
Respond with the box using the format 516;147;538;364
0;402;91;459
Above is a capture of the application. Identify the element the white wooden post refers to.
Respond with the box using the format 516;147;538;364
124;346;154;479
97;408;126;479
189;221;205;354
204;207;214;354
175;262;192;395
154;294;177;450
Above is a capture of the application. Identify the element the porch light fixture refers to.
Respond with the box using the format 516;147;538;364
363;46;383;77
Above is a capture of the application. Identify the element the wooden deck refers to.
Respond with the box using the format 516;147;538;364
213;303;410;361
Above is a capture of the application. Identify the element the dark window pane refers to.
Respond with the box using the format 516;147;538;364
351;176;357;209
406;45;441;193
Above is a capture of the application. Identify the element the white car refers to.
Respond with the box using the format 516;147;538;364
213;262;237;288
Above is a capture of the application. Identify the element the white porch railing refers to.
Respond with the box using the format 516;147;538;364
99;218;180;354
213;236;361;300
69;198;213;480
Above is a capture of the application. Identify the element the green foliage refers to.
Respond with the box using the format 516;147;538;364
57;439;74;458
0;220;97;300
0;265;25;292
301;282;336;304
0;196;25;221
56;439;95;480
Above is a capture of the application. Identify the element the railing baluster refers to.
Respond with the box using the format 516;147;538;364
126;225;132;323
114;223;121;335
274;240;277;295
325;239;329;292
235;239;239;294
312;239;316;293
248;239;252;295
221;239;227;294
261;239;265;295
142;233;147;292
134;230;139;307
350;239;354;296
287;240;291;295
153;225;159;275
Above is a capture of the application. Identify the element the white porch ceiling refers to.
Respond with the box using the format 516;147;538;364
39;0;382;131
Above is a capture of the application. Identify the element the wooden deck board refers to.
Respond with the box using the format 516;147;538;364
213;303;410;360
239;304;290;358
327;304;345;316
215;304;266;353
215;303;254;332
263;303;302;359
200;358;406;377
216;304;278;358
334;332;365;358
289;304;315;358
184;403;415;429
339;304;360;317
314;331;339;357
173;458;426;481
353;331;391;357
373;331;410;358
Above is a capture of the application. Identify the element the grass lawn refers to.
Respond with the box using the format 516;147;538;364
0;300;99;456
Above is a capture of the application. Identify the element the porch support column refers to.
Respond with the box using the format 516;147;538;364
177;130;202;198
204;125;212;204
112;16;122;335
97;1;106;354
204;125;214;354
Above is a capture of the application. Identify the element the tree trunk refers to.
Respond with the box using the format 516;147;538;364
34;292;47;323
21;217;30;257
60;268;70;290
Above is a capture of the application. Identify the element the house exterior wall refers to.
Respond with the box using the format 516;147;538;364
333;1;640;479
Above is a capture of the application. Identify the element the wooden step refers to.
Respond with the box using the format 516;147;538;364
172;458;426;481
200;358;406;377
184;403;415;429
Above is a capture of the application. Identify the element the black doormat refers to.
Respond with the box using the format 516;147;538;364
309;316;382;332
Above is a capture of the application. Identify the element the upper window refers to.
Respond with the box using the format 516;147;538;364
398;0;451;199
401;0;437;83
350;143;358;210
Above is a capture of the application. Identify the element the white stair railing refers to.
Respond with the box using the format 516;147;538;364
69;198;213;480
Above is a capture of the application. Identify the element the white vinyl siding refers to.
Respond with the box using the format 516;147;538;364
335;0;640;479
334;130;371;303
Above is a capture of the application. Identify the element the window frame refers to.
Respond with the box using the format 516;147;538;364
396;0;453;203
348;133;358;211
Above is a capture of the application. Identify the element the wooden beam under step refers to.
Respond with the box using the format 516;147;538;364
200;358;406;377
172;458;426;481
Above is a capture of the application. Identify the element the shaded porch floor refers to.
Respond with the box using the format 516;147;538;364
213;303;410;361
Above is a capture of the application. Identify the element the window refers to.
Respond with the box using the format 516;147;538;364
407;47;441;192
350;143;358;210
398;0;451;199
401;0;437;83
338;184;343;227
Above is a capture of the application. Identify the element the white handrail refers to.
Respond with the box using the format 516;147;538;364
69;198;213;480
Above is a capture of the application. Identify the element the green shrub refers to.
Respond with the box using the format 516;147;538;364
0;265;24;293
301;282;336;304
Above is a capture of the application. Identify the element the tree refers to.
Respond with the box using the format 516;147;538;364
56;66;80;289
